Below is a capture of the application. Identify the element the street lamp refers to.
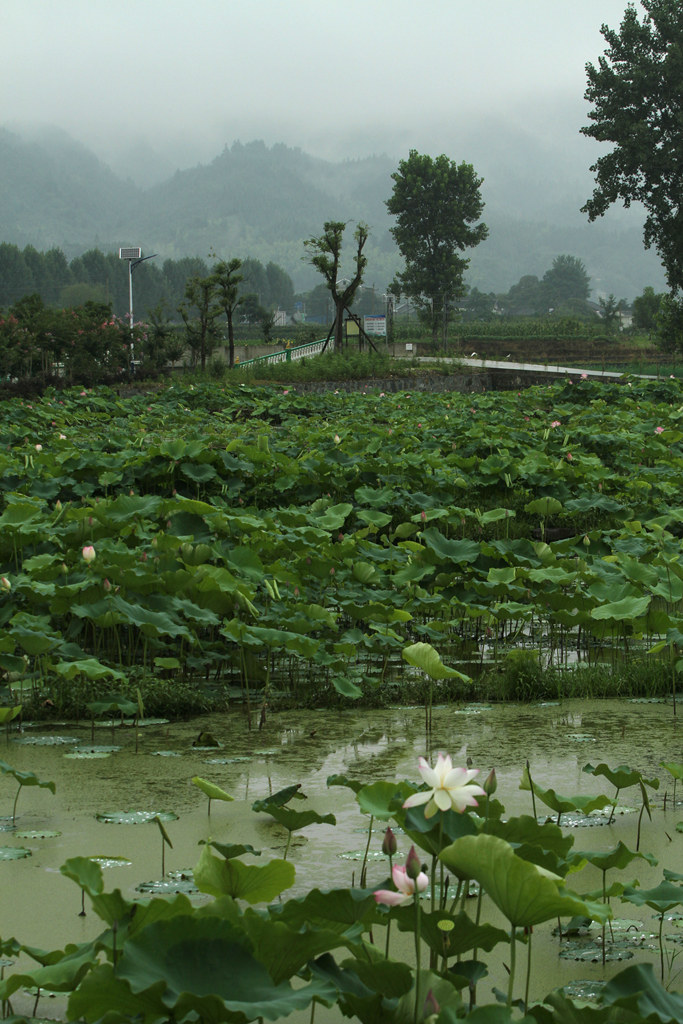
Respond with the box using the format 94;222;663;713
119;248;157;373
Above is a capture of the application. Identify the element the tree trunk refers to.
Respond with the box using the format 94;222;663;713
334;298;345;353
227;312;235;368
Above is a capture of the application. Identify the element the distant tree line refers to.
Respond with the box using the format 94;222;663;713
0;242;296;322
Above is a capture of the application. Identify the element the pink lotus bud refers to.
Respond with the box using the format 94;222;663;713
82;545;96;563
0;576;11;592
405;845;422;881
103;578;112;591
382;826;397;857
35;443;42;452
55;500;62;511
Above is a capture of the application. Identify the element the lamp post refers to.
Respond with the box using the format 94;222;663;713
119;248;157;373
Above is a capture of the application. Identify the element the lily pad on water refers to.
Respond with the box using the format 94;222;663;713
0;846;31;860
65;744;121;759
560;942;635;962
11;734;78;746
152;750;182;757
203;756;251;765
95;810;179;825
136;871;198;895
89;855;132;868
13;829;61;839
338;849;392;863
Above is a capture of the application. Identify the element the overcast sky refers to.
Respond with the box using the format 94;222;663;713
4;0;641;173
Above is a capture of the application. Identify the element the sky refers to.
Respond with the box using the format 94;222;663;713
3;0;642;176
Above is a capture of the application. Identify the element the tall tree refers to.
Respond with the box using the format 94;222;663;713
212;258;244;369
542;255;591;311
632;285;665;333
386;150;487;344
581;1;683;292
178;274;220;371
303;221;369;352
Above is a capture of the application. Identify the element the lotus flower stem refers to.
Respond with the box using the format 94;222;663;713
359;814;374;888
413;895;422;1024
507;925;517;1007
524;928;532;1012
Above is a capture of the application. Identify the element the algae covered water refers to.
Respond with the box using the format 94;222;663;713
0;697;680;1015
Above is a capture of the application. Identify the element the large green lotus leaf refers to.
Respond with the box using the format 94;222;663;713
357;510;393;529
439;834;610;928
191;776;234;805
0;759;56;794
242;909;365;986
598;962;683;1021
569;841;657;874
331;675;363;699
180;461;217;483
254;803;336;832
69;938;161;1024
620;880;683;913
661;760;683;780
356;780;413;820
311;502;353;530
86;695;137;716
420;529;481;564
60;856;105;897
0;500;43;528
591;595;651;621
583;762;659;791
252;784;304;808
110;594;192;640
391;906;508;960
524;497;563;516
272;887;379;933
520;767;613;817
483;815;574;865
9;624;60;656
115;914;335;1022
160;437;205;460
327;773;364;795
223;545;264;580
0;940;98;999
402;641;469;681
339;955;413;999
96;494;163;524
55;658;126;682
204;841;261;860
194;843;294;903
0;706;21;725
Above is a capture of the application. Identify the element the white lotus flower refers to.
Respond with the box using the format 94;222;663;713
403;752;486;818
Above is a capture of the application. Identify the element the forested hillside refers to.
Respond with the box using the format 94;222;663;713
0;126;667;299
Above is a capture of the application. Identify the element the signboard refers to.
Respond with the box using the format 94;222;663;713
345;318;360;336
364;315;387;336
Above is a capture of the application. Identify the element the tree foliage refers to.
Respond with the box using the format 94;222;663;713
581;1;683;291
303;221;369;351
212;258;244;368
386;150;488;343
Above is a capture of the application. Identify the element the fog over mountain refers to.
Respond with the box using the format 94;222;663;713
1;116;665;303
3;0;666;302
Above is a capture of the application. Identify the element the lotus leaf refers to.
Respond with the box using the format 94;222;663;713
439;834;610;928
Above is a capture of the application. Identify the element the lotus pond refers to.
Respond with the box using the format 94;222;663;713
0;375;683;1021
0;696;682;1024
2;375;683;716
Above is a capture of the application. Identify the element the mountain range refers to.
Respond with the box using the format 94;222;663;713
0;124;668;301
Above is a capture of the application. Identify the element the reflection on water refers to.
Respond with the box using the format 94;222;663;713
0;697;679;1010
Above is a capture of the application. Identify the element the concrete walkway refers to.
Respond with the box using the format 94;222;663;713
416;356;660;380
